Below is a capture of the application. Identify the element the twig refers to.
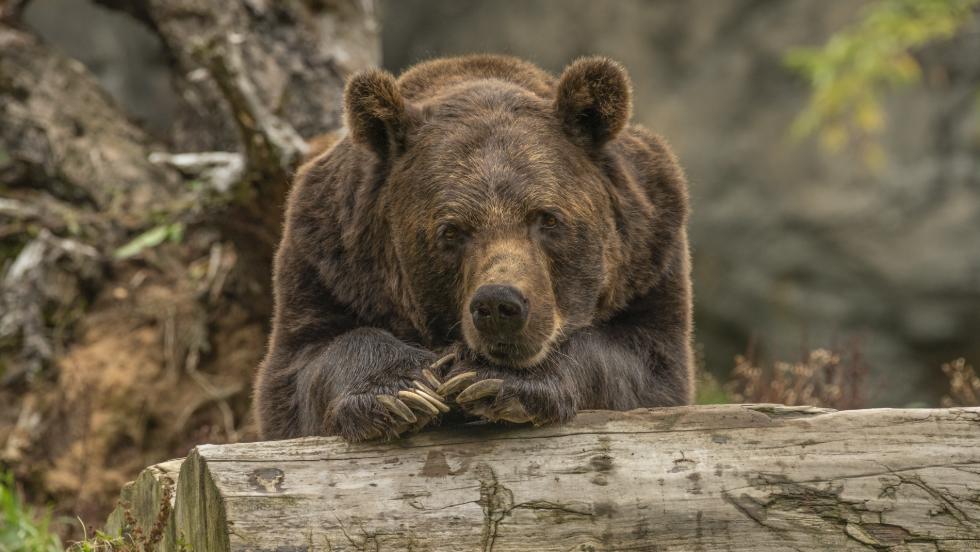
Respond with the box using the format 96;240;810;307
148;151;244;195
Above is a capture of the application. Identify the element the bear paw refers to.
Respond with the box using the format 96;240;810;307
325;356;453;442
450;375;576;426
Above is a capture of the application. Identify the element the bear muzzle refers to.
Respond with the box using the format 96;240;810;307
469;284;529;337
460;239;558;367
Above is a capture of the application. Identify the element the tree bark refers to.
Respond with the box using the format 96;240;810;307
108;405;980;551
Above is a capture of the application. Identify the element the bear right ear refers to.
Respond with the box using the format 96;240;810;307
554;57;632;149
344;69;411;160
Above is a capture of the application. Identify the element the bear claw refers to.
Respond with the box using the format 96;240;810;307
376;394;417;424
492;396;532;424
454;379;534;424
411;382;450;412
397;390;441;416
456;378;504;403
412;379;441;398
421;368;443;389
429;353;456;373
437;371;478;397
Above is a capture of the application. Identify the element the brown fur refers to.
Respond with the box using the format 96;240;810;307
254;55;694;441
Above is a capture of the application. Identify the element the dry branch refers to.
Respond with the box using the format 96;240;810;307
109;404;980;551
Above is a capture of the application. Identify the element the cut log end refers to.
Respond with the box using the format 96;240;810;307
108;405;980;551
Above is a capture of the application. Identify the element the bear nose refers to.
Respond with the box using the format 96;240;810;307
469;285;528;336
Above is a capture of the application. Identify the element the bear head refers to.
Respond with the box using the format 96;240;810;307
343;57;638;368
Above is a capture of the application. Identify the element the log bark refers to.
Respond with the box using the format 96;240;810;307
109;404;980;551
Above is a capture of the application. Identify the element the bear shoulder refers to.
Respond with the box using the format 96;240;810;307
278;137;405;327
595;124;690;312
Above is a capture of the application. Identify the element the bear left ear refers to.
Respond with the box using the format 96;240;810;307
554;57;633;149
344;69;413;161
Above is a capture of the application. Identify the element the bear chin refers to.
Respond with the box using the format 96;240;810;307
481;344;548;369
470;321;563;369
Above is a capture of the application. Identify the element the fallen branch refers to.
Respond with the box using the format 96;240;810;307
107;404;980;551
148;152;244;196
105;458;183;551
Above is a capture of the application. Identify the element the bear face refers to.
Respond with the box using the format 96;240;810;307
347;58;634;368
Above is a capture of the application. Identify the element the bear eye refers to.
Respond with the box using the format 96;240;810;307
539;213;559;229
438;224;463;244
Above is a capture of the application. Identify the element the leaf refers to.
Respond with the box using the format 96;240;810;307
113;223;185;260
819;124;848;153
856;99;884;132
784;0;980;167
861;142;887;173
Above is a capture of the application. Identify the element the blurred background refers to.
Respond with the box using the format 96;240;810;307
1;0;978;548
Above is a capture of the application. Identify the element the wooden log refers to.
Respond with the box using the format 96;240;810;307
111;405;980;551
105;458;183;551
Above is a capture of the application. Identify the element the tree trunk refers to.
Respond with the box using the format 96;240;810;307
108;405;980;551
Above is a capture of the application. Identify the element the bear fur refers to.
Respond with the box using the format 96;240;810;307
254;54;694;442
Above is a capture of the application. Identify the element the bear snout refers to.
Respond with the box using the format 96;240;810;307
469;284;529;337
460;238;560;367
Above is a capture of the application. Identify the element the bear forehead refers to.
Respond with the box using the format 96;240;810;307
399;134;603;225
418;78;551;118
396;82;605;216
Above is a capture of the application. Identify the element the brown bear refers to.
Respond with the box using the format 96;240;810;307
254;54;694;442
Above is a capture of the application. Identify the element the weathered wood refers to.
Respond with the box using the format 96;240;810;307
112;405;980;551
105;458;183;551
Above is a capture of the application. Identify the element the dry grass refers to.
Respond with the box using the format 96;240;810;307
940;358;980;407
725;341;870;410
66;482;185;552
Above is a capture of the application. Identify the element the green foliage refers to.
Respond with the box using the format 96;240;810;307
787;0;980;168
64;530;129;552
112;223;185;260
0;472;62;552
695;372;731;405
